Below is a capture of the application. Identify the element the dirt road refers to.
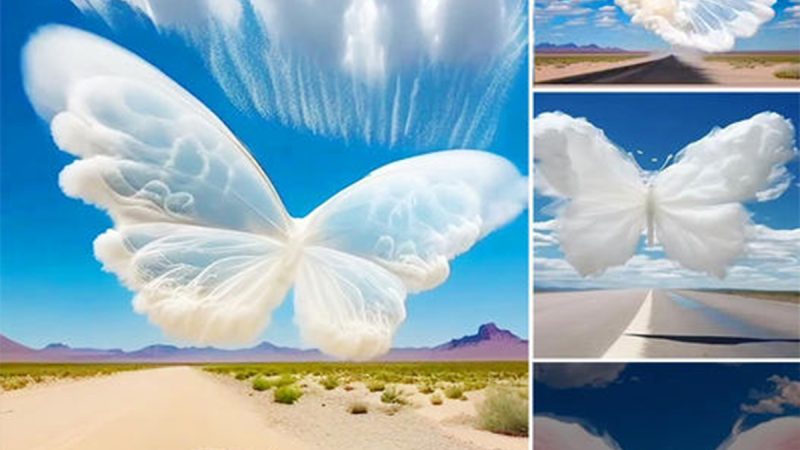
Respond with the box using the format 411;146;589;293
0;366;310;450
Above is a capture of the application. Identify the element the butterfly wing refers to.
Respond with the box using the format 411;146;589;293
616;0;776;52
293;150;527;359
533;112;648;276
23;26;294;344
652;112;796;278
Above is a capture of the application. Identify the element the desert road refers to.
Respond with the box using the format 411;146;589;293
534;289;800;358
0;366;311;450
542;55;712;84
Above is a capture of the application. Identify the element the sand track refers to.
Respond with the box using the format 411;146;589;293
0;366;309;450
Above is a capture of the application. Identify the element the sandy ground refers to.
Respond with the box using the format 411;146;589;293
700;61;799;86
0;366;309;450
216;375;528;450
534;54;659;83
0;366;527;450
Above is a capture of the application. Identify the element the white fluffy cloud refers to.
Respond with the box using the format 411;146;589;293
719;416;800;450
534;416;622;450
534;363;627;389
534;223;800;290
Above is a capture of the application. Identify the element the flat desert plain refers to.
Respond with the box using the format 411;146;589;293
0;363;528;450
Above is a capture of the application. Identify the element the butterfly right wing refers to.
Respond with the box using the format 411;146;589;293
533;112;648;276
23;26;295;344
651;112;796;278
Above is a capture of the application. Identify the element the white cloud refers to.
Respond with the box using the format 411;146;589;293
534;223;800;290
719;416;800;450
534;416;622;450
534;363;627;389
741;375;800;415
71;0;526;148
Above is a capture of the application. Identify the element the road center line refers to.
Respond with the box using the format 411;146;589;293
602;289;655;359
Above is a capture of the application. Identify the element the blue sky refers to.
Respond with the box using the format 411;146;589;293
534;0;800;51
534;363;800;450
533;93;800;290
0;1;529;350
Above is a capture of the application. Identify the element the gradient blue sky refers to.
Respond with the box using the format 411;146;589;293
533;93;800;290
0;1;529;350
534;0;800;51
535;363;800;450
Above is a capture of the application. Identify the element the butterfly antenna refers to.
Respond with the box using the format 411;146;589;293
658;153;674;171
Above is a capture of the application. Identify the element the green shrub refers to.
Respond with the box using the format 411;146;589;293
430;393;443;405
380;385;407;404
251;375;271;391
418;384;434;394
444;384;464;399
273;374;296;388
321;375;340;390
367;380;386;392
273;385;303;404
774;66;800;79
476;387;528;437
348;401;368;414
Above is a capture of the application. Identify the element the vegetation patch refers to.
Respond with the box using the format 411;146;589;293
476;386;529;437
273;385;303;404
347;401;368;415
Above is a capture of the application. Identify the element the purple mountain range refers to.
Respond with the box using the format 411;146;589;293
0;323;527;363
535;42;631;53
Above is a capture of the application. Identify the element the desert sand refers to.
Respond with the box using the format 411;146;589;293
0;366;526;450
534;54;658;83
699;61;799;86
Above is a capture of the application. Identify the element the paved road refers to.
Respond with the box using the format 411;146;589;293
542;55;712;84
534;289;800;358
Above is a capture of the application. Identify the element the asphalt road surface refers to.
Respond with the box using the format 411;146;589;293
534;289;800;358
542;55;712;84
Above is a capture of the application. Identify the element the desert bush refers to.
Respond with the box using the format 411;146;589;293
321;375;340;390
430;393;443;405
347;401;368;414
444;384;464;399
343;384;355;391
380;385;407;404
273;385;303;404
476;387;528;437
273;374;296;388
252;375;272;391
418;384;434;394
775;66;800;79
367;380;386;392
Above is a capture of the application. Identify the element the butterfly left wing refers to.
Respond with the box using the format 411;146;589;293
292;150;527;359
23;26;296;345
652;112;796;277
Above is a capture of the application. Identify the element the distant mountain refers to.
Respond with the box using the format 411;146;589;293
535;42;630;53
0;323;527;363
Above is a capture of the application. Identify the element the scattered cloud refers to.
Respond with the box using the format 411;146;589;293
533;222;800;290
741;375;800;415
534;363;627;389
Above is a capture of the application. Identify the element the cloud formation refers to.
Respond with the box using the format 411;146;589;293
741;375;800;415
719;416;800;450
71;0;526;148
534;363;627;389
534;416;622;450
533;223;800;290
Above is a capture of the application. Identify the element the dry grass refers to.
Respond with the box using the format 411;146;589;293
476;386;529;437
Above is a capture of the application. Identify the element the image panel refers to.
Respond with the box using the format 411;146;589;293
533;362;800;450
532;0;800;86
532;92;800;359
0;1;531;449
